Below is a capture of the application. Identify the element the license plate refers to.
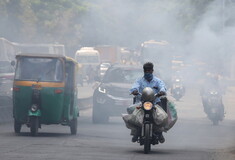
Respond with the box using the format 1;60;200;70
32;84;42;90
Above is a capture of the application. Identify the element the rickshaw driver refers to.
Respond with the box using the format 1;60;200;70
42;60;63;81
43;67;56;81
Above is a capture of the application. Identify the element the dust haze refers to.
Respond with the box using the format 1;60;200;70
80;0;234;84
79;0;235;148
1;0;235;148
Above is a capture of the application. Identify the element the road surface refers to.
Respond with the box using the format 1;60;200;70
0;85;234;160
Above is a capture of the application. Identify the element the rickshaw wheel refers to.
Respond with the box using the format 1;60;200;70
30;117;39;136
70;118;77;135
14;120;22;133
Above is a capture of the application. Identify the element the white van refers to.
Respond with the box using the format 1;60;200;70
75;47;100;83
75;47;100;65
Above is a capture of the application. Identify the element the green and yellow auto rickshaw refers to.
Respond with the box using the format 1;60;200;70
12;53;79;136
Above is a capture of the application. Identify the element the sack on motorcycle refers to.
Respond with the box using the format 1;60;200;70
123;104;168;129
122;107;144;130
126;102;141;114
164;100;178;132
153;105;168;126
122;114;138;130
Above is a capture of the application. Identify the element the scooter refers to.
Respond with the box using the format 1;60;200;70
202;89;224;125
171;78;185;101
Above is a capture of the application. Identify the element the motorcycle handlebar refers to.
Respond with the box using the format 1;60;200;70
130;91;166;97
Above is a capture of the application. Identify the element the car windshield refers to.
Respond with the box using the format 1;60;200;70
100;63;111;69
77;56;99;63
103;67;142;83
0;61;14;73
15;57;63;82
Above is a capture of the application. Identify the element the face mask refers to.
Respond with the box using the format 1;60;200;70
144;73;153;81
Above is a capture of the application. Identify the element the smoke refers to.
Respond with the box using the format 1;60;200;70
80;0;188;47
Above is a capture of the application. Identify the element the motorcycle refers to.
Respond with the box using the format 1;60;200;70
201;88;224;125
171;78;185;101
129;87;167;154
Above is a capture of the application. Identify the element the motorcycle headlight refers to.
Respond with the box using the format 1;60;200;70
143;102;153;110
31;104;38;112
175;79;180;82
98;86;106;94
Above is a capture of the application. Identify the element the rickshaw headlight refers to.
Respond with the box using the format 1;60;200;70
31;104;38;112
143;102;153;110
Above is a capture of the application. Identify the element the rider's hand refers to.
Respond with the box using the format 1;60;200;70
131;90;139;95
158;91;166;96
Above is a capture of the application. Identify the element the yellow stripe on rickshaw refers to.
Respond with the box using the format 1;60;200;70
14;81;65;87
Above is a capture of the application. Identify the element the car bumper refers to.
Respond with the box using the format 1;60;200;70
95;94;132;116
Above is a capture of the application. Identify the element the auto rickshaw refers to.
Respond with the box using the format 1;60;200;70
12;53;79;136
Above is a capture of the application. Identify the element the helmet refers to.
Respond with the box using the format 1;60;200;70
141;87;155;102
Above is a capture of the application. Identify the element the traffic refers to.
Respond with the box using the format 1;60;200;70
0;1;235;159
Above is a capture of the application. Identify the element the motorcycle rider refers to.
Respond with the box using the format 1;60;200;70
130;62;167;143
200;73;225;118
170;71;185;98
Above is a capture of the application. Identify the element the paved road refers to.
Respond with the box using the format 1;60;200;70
0;86;234;160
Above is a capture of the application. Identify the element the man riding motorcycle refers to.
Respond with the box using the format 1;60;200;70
130;62;167;143
200;73;225;120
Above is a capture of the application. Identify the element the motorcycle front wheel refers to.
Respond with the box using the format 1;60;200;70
212;119;219;125
144;124;151;154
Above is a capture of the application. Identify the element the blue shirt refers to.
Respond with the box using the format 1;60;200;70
130;76;167;103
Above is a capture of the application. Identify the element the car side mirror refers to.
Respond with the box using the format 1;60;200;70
11;60;16;66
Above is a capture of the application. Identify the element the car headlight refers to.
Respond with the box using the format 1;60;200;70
143;102;153;110
98;86;106;93
210;91;218;95
31;104;38;112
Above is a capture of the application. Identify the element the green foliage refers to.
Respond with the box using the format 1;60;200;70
1;0;227;53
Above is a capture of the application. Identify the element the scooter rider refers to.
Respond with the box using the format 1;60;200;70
200;73;225;118
130;62;167;143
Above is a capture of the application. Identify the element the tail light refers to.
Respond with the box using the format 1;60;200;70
13;87;20;92
54;89;63;94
